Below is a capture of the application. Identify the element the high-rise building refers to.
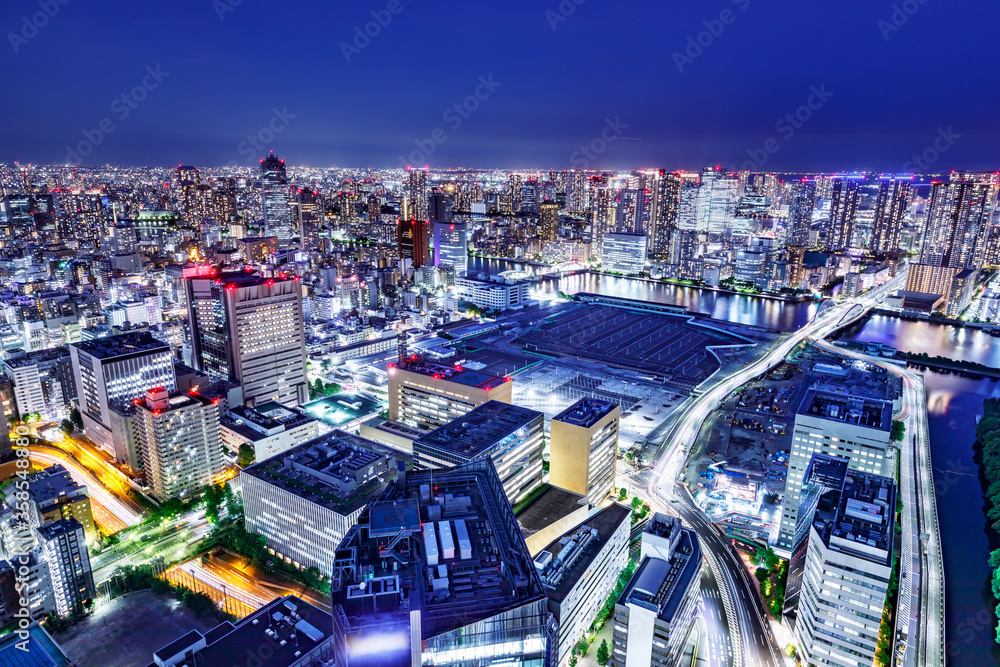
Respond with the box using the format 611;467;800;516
590;177;614;252
432;220;468;275
186;272;308;408
413;400;544;506
777;386;894;551
601;233;647;274
539;201;559;243
2;347;75;421
330;458;554;667
610;514;701;667
549;398;620;504
870;174;912;254
826;176;862;249
650;171;680;261
132;387;224;501
293;188;321;250
614;189;650;236
397;218;429;268
787;179;816;246
261;154;293;246
535;503;631;667
793;469;895;667
69;332;177;456
241;430;399;577
405;168;429;221
387;356;512;430
35;519;94;617
175;165;201;222
508;173;524;213
220;402;319;463
566;170;588;213
428;190;454;224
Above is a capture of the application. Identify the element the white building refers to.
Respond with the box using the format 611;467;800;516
220;402;319;463
35;519;94;617
455;272;532;312
777;387;894;552
601;233;647;274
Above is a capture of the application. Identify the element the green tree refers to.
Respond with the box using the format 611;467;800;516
618;488;628;501
764;547;779;571
237;443;255;468
69;407;83;430
596;639;610;666
890;420;906;442
576;637;589;657
59;419;75;435
755;567;770;582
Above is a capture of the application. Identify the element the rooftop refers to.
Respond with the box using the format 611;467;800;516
415;400;542;461
534;503;630;603
36;517;83;540
553;398;618;428
221;402;314;441
0;623;71;667
2;346;70;368
619;528;701;625
241;430;398;514
26;465;86;505
814;470;895;566
70;330;170;360
148;596;331;667
300;391;381;429
797;387;893;431
332;458;547;647
517;486;588;535
390;355;509;391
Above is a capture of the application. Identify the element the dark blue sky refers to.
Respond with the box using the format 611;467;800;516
1;0;997;171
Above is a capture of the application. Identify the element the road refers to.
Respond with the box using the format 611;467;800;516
90;510;214;583
643;271;908;666
814;340;945;667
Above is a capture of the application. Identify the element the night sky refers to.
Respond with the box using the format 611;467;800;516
1;0;997;171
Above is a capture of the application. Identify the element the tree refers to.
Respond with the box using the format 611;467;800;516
890;420;906;442
59;419;75;435
237;443;255;468
576;637;589;657
596;639;611;666
569;657;578;667
764;547;780;571
69;407;83;430
755;567;770;582
618;488;628;501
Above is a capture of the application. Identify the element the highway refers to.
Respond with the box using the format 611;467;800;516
643;270;908;666
814;340;945;667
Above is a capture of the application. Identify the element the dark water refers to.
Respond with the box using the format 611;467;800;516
471;255;998;658
467;256;818;331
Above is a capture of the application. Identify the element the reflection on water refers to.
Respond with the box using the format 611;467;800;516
848;315;1000;368
467;257;818;331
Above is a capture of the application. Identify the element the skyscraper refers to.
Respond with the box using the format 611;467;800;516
293;188;321;250
405;168;428;221
186;272;308;407
432;220;468;275
261;154;293;246
175;165;200;223
826;175;862;249
549;398;619;504
428;189;454;224
35;519;94;617
649;171;680;261
787;178;816;246
132;387;225;501
539;201;559;242
869;175;912;254
566;170;588;213
397;218;429;268
508;173;523;213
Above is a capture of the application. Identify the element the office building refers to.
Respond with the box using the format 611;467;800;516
69;332;176;456
0;622;71;665
388;356;512;430
455;273;532;311
405;168;429;222
261;154;294;246
186;272;308;408
414;400;544;506
601;233;647;274
358;416;426;455
241;431;399;576
793;471;895;667
870;175;912;254
610;514;702;667
22;465;96;541
132;387;225;501
428;190;454;224
433;220;468;275
549;398;620;504
535;503;630;666
220;402;319;463
150;596;334;667
398;218;429;268
294;187;321;250
35;518;94;616
2;347;75;420
330;458;554;667
777;387;894;551
540;201;559;242
827;176;862;249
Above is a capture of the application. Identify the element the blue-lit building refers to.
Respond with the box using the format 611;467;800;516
434;220;468;275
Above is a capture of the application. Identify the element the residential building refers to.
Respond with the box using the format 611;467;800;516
398;218;429;268
22;465;96;541
132;387;225;501
330;458;554;667
69;331;176;456
870;175;912;254
387;355;512;430
413;400;544;506
241;431;399;577
186;272;308;408
2;347;75;420
35;518;94;616
535;504;631;666
455;272;532;312
610;514;702;667
793;470;895;667
549;398;620;504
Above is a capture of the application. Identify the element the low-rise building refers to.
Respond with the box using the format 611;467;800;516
220;402;319;463
455;272;532;312
23;465;96;541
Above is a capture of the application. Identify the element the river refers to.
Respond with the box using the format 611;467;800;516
471;258;997;662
